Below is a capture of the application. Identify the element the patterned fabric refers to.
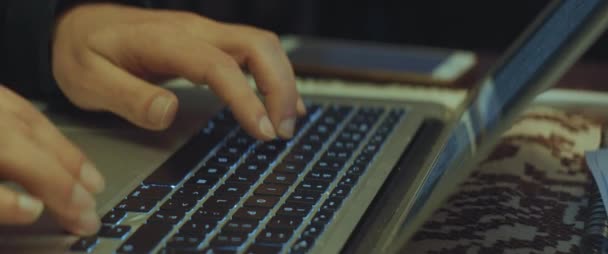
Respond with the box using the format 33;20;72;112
404;107;602;254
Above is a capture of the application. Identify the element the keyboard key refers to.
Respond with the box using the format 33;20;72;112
98;225;131;238
160;197;198;212
329;185;351;199
173;185;209;200
117;223;173;254
116;198;157;213
284;152;313;164
288;190;321;204
217;146;247;160
291;237;314;254
264;172;297;185
292;142;318;156
256;143;282;157
277;202;312;217
209;154;239;167
222;219;258;233
226;173;259;184
226;132;256;149
185;175;220;188
101;209;126;225
179;218;218;236
322;150;351;162
336;131;364;144
246;152;274;166
338;175;358;187
329;140;357;153
320;197;343;211
165;233;204;250
245;244;282;254
297;180;329;193
301;133;323;145
301;224;324;239
210;232;248;248
236;162;267;175
204;196;240;209
256;228;293;245
346;165;366;177
70;236;98;252
129;185;172;200
193;207;230;219
148;210;184;224
305;170;337;182
311;210;333;226
254;184;288;196
330;104;353;115
267;216;302;230
215;182;251;197
315;160;344;171
195;164;229;178
232;207;270;220
274;161;306;174
244;195;280;208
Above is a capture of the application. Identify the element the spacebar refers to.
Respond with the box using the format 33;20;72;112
117;223;173;254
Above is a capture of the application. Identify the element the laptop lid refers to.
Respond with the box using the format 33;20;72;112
378;1;608;252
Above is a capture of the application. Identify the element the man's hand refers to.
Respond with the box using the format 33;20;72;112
52;3;306;140
0;86;104;235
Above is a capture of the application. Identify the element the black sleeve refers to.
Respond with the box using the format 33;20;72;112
0;0;152;102
0;0;61;100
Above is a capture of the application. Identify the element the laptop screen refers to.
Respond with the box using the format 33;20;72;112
404;0;607;232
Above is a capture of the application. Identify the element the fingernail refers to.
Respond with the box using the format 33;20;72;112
77;209;100;236
71;183;96;210
278;118;296;138
297;99;307;115
80;161;105;194
148;95;176;128
18;194;44;220
259;116;277;139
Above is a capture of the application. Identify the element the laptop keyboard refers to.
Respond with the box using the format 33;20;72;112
70;103;405;254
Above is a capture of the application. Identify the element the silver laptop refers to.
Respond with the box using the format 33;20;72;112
1;1;607;253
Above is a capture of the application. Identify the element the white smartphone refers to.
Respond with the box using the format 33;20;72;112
282;35;477;85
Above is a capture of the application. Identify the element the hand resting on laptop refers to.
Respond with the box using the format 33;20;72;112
0;2;304;236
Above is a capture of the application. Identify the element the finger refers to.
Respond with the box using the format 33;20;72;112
208;24;302;138
64;55;179;131
297;97;306;116
0;129;100;235
99;26;277;140
0;186;44;225
0;87;104;194
0;88;100;235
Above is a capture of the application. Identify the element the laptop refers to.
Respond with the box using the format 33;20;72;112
1;1;607;253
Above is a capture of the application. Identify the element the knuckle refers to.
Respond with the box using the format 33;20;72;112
175;11;203;25
251;30;281;51
205;57;240;76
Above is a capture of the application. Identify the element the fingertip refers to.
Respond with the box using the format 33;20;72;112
296;97;307;116
278;117;296;139
259;115;277;140
147;93;178;130
79;161;105;194
74;210;101;236
17;194;44;223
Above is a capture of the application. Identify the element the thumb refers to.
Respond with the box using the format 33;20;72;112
65;57;179;131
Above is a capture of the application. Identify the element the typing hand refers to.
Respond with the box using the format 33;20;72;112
52;3;306;140
0;86;104;235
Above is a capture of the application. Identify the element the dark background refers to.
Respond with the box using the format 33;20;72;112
149;0;608;61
